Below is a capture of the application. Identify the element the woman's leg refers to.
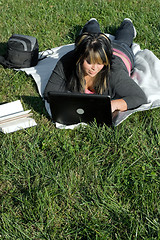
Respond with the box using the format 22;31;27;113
114;18;136;47
80;18;101;35
81;18;135;45
112;18;136;70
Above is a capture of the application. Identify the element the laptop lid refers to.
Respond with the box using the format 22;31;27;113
48;92;114;126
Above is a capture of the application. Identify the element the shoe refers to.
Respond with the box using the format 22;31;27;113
79;18;100;35
124;18;137;38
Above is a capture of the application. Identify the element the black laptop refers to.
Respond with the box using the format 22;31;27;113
48;91;118;126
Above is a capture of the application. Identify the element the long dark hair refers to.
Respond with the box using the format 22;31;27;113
67;33;113;94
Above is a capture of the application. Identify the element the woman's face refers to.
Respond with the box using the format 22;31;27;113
82;59;104;78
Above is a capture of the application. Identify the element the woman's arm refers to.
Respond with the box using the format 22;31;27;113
43;62;66;101
110;64;147;111
43;50;75;102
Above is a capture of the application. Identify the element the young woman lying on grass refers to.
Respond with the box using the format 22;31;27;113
44;18;147;113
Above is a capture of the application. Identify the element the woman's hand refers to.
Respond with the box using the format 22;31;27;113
111;99;127;112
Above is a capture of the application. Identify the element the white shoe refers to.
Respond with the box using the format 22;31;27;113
124;18;137;38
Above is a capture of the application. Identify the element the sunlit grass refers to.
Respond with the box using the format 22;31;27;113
0;0;160;239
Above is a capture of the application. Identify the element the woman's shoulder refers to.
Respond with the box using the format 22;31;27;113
54;50;75;74
110;55;129;76
111;55;125;68
59;50;75;64
109;56;132;87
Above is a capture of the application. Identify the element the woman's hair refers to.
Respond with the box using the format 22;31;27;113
68;33;113;94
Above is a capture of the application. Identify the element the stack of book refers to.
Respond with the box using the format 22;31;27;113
0;100;37;134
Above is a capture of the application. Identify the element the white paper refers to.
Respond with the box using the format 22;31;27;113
0;100;23;117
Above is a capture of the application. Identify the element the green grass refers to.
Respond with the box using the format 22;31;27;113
0;0;160;239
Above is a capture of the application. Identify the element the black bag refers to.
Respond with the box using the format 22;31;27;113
0;34;39;68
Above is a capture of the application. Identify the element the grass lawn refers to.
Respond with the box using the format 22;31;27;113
0;0;160;239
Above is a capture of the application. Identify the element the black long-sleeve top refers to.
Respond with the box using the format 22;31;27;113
44;50;147;110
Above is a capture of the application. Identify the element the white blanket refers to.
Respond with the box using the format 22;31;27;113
20;36;160;128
